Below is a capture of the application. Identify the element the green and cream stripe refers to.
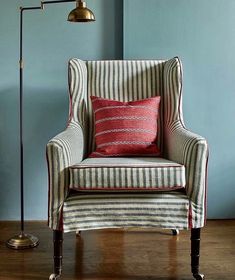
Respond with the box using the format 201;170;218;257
46;121;84;230
63;192;189;232
69;158;185;191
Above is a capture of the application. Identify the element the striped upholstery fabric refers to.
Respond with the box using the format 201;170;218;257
47;57;209;231
46;121;84;229
63;192;189;232
69;157;185;191
163;59;209;228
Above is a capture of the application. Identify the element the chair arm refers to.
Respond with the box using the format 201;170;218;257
46;121;84;230
165;121;209;205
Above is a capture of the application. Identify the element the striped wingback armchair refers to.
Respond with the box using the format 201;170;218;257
47;57;208;280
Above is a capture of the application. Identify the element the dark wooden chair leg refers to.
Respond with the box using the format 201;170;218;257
191;228;204;280
171;229;179;235
49;230;63;280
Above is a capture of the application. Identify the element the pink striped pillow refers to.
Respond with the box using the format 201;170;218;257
89;96;161;157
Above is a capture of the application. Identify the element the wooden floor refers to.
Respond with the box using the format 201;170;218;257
0;220;234;280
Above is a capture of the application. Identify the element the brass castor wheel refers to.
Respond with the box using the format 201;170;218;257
193;273;204;280
171;229;179;235
49;273;61;280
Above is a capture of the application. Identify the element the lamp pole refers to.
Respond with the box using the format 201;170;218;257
6;0;95;250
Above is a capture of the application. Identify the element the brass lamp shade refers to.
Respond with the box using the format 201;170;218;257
68;0;95;22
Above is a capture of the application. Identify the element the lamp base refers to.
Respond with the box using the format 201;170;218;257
6;233;39;249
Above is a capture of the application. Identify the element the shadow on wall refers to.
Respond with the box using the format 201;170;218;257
24;87;68;219
208;159;235;218
114;0;123;59
100;0;123;59
0;87;19;219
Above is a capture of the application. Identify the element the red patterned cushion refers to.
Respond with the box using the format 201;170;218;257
89;96;161;157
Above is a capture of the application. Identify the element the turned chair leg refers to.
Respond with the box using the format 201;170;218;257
191;228;204;280
49;230;63;280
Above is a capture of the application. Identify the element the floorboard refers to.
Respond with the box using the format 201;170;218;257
0;220;234;280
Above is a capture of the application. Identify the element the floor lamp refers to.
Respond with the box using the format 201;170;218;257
6;0;95;250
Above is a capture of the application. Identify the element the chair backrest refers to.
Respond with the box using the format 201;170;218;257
68;58;183;156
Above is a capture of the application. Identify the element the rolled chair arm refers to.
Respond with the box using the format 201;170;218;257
165;121;209;228
165;121;209;202
46;121;84;230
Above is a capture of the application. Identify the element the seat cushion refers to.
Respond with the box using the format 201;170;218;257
69;157;185;192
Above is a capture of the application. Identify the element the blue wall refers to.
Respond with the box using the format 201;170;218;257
1;0;234;220
124;0;235;218
0;0;123;220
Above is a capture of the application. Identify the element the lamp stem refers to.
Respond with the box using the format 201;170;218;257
19;7;24;233
5;7;40;249
19;5;42;234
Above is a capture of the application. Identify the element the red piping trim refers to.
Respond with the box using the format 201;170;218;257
70;164;185;169
69;186;185;192
59;207;64;231
188;203;193;229
46;151;50;227
204;147;209;225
